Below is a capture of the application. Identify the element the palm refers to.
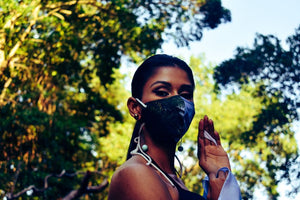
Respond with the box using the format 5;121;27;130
199;145;230;175
197;116;231;175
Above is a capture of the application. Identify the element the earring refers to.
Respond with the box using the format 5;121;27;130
178;139;183;152
134;113;139;120
142;144;148;152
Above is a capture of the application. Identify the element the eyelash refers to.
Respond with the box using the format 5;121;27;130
153;90;169;97
153;89;193;100
180;92;193;100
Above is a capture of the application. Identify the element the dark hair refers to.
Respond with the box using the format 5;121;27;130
126;54;195;159
131;54;195;99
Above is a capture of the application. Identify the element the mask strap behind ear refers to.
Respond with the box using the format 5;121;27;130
136;98;147;108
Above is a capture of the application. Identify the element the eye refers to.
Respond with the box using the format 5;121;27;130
153;89;169;97
179;85;194;101
180;92;193;100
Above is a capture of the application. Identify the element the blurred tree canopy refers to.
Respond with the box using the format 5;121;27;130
0;0;231;199
214;26;300;199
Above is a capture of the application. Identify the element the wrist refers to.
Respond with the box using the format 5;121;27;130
216;167;230;178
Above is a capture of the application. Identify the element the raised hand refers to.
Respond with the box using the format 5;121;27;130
197;115;231;175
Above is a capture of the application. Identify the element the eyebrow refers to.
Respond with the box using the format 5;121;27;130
150;81;194;91
150;81;171;88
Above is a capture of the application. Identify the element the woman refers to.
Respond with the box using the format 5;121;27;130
108;54;241;200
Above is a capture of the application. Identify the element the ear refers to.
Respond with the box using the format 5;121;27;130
127;97;142;120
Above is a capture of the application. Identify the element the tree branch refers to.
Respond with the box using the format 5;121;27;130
0;77;12;106
6;5;41;61
63;171;108;200
5;170;108;200
0;12;22;70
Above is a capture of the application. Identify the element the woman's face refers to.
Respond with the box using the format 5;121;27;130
141;66;194;103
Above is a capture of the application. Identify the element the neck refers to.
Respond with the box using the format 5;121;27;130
141;129;177;174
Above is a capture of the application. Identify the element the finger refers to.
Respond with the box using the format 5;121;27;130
201;117;209;147
214;130;221;145
203;115;210;146
204;115;209;132
208;119;216;145
198;118;204;140
208;118;214;136
197;119;205;159
204;116;217;146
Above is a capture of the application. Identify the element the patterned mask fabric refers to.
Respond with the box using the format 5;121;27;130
137;95;195;144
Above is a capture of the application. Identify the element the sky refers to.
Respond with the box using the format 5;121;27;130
161;1;300;199
162;0;300;65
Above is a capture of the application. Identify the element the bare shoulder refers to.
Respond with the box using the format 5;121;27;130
108;156;172;200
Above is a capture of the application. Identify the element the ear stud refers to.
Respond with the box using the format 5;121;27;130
134;113;139;120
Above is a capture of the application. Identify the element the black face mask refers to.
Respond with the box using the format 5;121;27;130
136;95;195;145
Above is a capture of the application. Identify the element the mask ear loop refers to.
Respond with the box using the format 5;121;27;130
178;139;183;152
135;98;147;108
175;139;183;177
130;123;175;187
174;154;183;178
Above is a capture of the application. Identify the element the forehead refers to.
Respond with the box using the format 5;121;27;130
144;66;192;87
